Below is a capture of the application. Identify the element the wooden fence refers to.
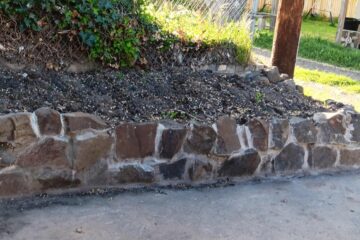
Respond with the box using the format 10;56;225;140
247;0;359;18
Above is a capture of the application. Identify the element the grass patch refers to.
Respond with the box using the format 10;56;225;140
254;19;360;71
294;67;360;93
146;3;252;64
296;80;360;112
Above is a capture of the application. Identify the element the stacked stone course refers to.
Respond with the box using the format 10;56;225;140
1;107;360;197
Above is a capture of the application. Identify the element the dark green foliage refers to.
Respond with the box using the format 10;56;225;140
0;0;149;67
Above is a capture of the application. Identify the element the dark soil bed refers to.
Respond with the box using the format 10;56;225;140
0;66;331;126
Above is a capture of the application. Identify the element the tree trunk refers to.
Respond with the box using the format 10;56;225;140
271;0;305;78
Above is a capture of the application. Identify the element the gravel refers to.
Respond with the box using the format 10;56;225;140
0;66;330;126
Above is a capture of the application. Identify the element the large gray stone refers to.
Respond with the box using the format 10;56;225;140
35;107;62;136
263;66;281;83
340;149;360;166
314;112;347;144
290;118;317;144
219;149;261;177
274;143;304;172
214;116;241;155
309;146;337;169
183;123;217;155
269;118;289;150
115;122;157;160
247;118;269;152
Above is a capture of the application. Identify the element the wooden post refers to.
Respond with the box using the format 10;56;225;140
336;0;349;43
271;0;304;78
270;0;279;30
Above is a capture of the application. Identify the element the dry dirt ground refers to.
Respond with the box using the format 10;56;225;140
1;170;360;240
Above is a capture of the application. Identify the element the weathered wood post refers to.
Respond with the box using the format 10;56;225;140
271;0;305;78
336;0;349;43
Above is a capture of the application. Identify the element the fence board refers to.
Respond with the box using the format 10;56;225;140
247;0;359;18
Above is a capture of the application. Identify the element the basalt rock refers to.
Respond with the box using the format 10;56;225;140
340;148;360;166
219;149;261;177
309;146;337;169
214;116;241;155
247;118;269;151
183;123;217;155
159;158;187;180
269;118;289;150
274;143;304;172
112;164;155;184
350;114;360;142
314;112;347;144
159;126;187;159
290;118;317;144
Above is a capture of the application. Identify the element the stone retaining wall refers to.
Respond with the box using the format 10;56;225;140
1;107;360;197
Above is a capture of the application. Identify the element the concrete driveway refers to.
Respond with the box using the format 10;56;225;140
1;171;360;240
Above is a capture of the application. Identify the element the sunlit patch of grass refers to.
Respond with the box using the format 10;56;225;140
146;3;252;64
294;67;360;93
297;81;360;112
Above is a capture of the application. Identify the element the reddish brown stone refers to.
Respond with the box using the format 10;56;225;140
16;138;71;168
219;149;261;177
63;112;108;133
73;131;113;171
0;113;36;146
159;128;187;159
0;167;35;197
215;116;241;155
248;118;269;151
35;107;62;135
183;123;217;155
115;123;157;160
340;149;360;166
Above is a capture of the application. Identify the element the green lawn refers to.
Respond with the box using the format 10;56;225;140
254;19;360;71
294;67;360;111
295;67;360;94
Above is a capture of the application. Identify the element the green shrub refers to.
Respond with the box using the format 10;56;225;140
145;3;252;64
0;0;148;67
